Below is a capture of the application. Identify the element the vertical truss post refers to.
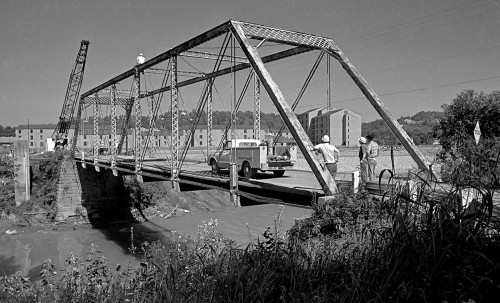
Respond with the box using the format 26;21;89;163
93;94;99;168
253;72;261;140
231;22;337;196
117;100;133;155
110;84;117;170
229;34;240;207
171;56;180;190
148;95;155;158
207;80;213;157
327;54;331;110
70;98;83;157
134;67;142;173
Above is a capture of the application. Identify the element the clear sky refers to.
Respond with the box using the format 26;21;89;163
1;0;499;127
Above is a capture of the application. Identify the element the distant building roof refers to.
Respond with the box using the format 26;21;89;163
16;124;58;130
298;107;322;115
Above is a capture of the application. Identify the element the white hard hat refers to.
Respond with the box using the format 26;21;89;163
136;53;145;64
359;137;367;144
322;135;330;143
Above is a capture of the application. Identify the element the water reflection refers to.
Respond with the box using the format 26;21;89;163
0;222;174;277
0;204;311;278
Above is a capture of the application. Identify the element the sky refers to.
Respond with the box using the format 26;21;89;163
1;0;499;127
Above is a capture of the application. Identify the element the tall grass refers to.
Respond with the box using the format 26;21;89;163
1;170;499;302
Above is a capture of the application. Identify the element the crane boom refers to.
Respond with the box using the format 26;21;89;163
53;40;90;148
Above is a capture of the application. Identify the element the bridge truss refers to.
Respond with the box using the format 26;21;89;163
71;20;429;198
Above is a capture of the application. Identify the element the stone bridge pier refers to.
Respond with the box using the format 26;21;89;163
56;158;132;223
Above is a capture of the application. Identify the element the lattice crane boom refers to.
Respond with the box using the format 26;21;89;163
53;40;90;147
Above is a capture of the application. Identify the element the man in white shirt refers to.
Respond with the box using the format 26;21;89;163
313;135;340;180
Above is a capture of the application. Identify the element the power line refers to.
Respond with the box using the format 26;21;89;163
297;74;500;108
340;0;494;46
345;4;500;54
277;43;500;92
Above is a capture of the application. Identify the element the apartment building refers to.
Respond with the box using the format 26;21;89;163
296;107;361;146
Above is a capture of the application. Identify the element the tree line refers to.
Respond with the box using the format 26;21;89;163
0;125;15;137
361;111;443;145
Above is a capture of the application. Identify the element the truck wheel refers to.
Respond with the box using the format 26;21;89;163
211;160;220;174
242;162;256;179
273;170;285;177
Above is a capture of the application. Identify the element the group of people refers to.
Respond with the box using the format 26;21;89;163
312;134;378;183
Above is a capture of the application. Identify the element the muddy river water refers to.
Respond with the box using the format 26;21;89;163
0;204;312;278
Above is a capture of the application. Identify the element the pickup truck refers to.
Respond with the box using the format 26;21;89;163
208;139;297;179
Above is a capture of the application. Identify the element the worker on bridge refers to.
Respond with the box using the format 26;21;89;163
312;135;340;180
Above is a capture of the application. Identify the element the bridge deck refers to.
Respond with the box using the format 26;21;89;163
73;155;343;207
73;155;500;220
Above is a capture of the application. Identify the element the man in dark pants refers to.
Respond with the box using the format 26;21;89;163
366;134;379;181
313;135;340;180
358;137;368;182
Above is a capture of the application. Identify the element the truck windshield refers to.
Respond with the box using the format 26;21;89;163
239;142;257;147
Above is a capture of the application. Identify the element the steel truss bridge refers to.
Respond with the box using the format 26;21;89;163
71;20;430;205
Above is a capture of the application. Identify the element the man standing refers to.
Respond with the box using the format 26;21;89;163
313;135;340;180
366;134;379;181
358;137;368;182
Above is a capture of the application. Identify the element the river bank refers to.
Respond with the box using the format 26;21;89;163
0;203;311;278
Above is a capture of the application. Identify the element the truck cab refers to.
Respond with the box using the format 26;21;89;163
208;139;297;179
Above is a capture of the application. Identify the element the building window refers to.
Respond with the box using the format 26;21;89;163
30;130;33;133
30;142;33;146
18;136;21;138
40;129;43;133
84;135;87;139
18;130;21;134
40;142;44;147
244;129;247;133
84;142;87;146
40;135;43;140
30;135;33;140
244;135;247;139
100;135;102;139
199;135;203;139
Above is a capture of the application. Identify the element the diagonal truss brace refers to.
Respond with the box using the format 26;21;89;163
231;22;337;195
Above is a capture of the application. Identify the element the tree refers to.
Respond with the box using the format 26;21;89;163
437;89;500;188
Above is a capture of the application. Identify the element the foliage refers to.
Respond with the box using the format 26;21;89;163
27;151;65;220
437;90;500;188
0;125;15;137
362;111;443;145
0;154;16;214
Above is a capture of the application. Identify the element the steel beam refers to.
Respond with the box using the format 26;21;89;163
273;51;325;146
253;72;261;140
231;21;337;195
81;22;232;99
148;95;155;158
93;94;99;166
81;97;131;105
326;49;429;171
110;84;117;168
140;46;312;99
134;68;142;173
117;99;133;154
171;56;179;181
181;50;248;63
207;80;213;155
